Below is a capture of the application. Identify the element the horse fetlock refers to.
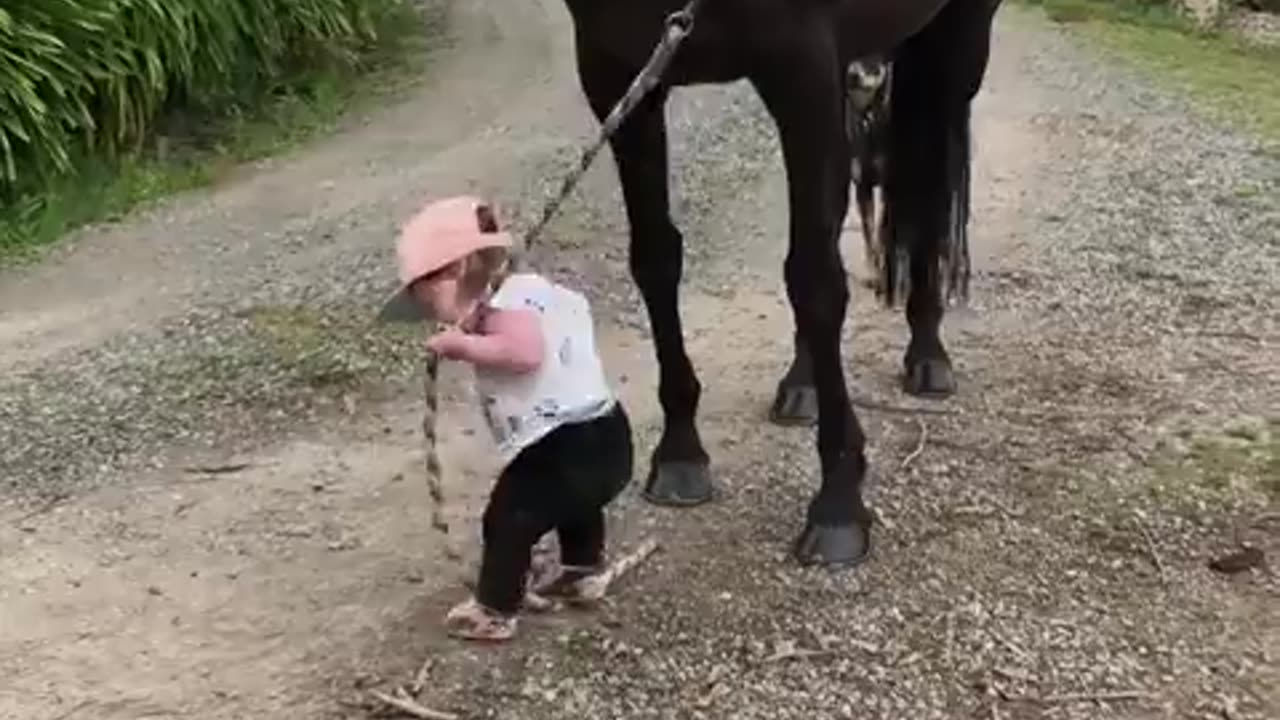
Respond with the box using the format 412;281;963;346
654;415;709;460
769;379;818;426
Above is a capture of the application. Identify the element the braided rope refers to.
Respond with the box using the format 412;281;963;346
417;2;703;568
421;350;462;561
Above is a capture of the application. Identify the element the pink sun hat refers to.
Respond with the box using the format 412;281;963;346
378;195;514;323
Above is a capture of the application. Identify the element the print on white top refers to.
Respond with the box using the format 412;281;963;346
472;273;615;464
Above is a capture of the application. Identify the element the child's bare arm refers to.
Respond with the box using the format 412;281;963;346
429;308;543;373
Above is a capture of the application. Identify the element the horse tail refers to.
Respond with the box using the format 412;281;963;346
879;8;979;308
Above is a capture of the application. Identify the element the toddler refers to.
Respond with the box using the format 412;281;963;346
380;195;634;642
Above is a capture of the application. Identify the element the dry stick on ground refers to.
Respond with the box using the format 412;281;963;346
1191;329;1269;343
984;670;1004;720
993;666;1036;684
900;417;929;469
851;395;960;416
944;610;956;667
577;536;660;602
762;647;833;663
410;658;433;698
368;689;458;720
1135;514;1169;586
182;462;252;475
993;633;1032;663
1038;690;1155;704
13;492;70;526
851;395;1161;422
1251;512;1280;527
761;638;835;664
1236;512;1280;547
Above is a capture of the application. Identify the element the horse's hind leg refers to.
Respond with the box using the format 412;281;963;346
887;0;997;397
753;40;872;566
846;58;889;297
856;175;882;295
575;43;713;507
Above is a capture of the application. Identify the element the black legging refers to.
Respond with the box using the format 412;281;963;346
475;402;634;614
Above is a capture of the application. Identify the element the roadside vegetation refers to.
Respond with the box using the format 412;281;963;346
1016;0;1280;143
0;0;443;261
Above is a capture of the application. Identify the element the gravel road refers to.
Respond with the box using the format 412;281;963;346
0;2;1276;719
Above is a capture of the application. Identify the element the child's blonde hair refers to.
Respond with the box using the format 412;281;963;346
455;203;513;309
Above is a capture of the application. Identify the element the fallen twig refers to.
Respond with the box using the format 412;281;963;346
900;418;928;469
1240;512;1280;543
850;395;960;416
1190;330;1269;343
183;462;251;475
992;666;1035;684
993;633;1031;662
763;647;833;663
1231;512;1280;551
871;506;896;532
1251;512;1280;527
944;611;955;667
978;404;1156;421
577;536;660;601
50;700;93;720
410;659;433;697
14;493;70;527
1135;514;1168;586
368;689;458;720
762;639;834;664
1038;690;1155;704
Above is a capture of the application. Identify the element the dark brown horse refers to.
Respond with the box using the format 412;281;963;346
564;0;1002;567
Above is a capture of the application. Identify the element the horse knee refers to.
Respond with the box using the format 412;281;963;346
786;251;848;335
627;223;683;289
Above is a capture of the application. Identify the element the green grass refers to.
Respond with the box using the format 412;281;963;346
1149;418;1280;510
241;302;420;390
0;0;446;263
1014;0;1280;143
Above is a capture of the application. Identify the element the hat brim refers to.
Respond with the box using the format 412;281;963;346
376;283;427;324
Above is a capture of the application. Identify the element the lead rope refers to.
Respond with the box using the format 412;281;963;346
419;1;704;570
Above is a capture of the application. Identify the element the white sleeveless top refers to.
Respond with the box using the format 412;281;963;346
472;273;615;464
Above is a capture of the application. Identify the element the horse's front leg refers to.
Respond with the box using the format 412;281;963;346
577;50;713;507
753;46;873;567
770;58;886;427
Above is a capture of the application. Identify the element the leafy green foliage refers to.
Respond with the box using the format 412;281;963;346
0;0;403;197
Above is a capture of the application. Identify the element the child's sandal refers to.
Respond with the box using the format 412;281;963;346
444;598;517;641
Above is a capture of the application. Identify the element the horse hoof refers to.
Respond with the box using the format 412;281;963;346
769;383;818;426
642;460;714;507
903;357;956;398
792;521;871;568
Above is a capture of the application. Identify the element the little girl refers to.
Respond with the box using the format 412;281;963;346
379;195;634;642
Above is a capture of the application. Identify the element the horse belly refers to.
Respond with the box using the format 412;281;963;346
833;0;951;57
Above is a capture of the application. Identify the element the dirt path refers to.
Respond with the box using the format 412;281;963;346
1;2;1277;720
